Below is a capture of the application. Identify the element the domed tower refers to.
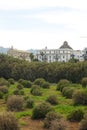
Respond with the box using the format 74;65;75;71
59;41;73;50
58;41;73;62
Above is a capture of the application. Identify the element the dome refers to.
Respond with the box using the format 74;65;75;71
59;41;73;49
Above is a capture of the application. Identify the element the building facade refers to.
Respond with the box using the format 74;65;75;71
7;47;31;61
36;41;84;62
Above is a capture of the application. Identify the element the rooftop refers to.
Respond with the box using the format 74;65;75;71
59;41;73;50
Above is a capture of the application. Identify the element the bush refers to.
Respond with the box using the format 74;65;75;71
67;109;84;122
41;82;50;89
79;113;87;130
0;112;20;130
50;119;67;130
34;78;45;86
44;111;62;128
25;97;34;108
16;84;23;90
30;85;42;96
13;89;20;95
46;95;58;105
19;90;24;95
0;78;10;86
32;102;52;119
8;78;15;84
62;87;75;98
57;79;70;92
19;79;32;88
0;86;8;94
7;95;24;111
81;77;87;88
0;91;3;99
72;90;87;105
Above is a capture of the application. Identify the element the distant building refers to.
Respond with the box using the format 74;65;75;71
83;48;87;60
7;47;31;61
36;41;84;62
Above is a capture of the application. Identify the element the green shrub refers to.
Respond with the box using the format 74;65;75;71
0;78;10;86
25;97;34;108
7;95;24;111
50;119;67;130
46;95;58;105
13;89;20;95
0;91;3;99
32;102;52;119
57;79;70;92
62;87;75;98
81;77;87;88
34;78;45;86
19;90;24;95
16;84;23;90
72;90;87;105
41;81;50;89
0;112;20;130
0;86;8;94
67;109;84;122
79;113;87;130
19;79;32;88
44;111;62;128
30;85;42;96
8;78;15;84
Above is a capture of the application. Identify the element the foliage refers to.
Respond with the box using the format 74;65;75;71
19;79;32;88
50;119;67;130
32;102;52;119
72;90;87;105
79;113;87;130
41;81;50;88
0;78;10;86
67;109;84;122
0;54;87;83
62;87;75;98
16;84;23;90
34;78;45;86
30;85;42;96
8;78;15;84
57;79;70;91
46;95;58;105
0;86;8;94
44;111;62;128
25;97;34;108
81;77;87;88
0;91;3;99
0;112;20;130
7;95;24;111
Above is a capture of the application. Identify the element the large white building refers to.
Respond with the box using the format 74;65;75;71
36;41;84;62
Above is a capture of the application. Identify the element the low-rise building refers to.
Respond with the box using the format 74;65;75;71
36;41;83;62
7;47;31;61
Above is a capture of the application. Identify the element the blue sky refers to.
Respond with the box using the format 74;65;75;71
0;0;87;50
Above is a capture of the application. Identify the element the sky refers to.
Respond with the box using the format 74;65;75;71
0;0;87;50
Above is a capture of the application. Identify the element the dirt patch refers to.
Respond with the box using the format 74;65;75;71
20;117;79;130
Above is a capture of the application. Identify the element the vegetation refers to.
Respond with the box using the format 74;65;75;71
32;102;52;119
0;54;87;129
79;113;87;130
44;111;62;128
67;109;84;122
0;54;87;83
7;95;24;111
46;95;58;105
0;112;20;130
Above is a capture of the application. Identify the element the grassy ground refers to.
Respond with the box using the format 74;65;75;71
0;83;87;129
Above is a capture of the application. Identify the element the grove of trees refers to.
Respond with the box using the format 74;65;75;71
0;54;87;83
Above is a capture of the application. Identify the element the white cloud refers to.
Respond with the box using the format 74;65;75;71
0;0;87;10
